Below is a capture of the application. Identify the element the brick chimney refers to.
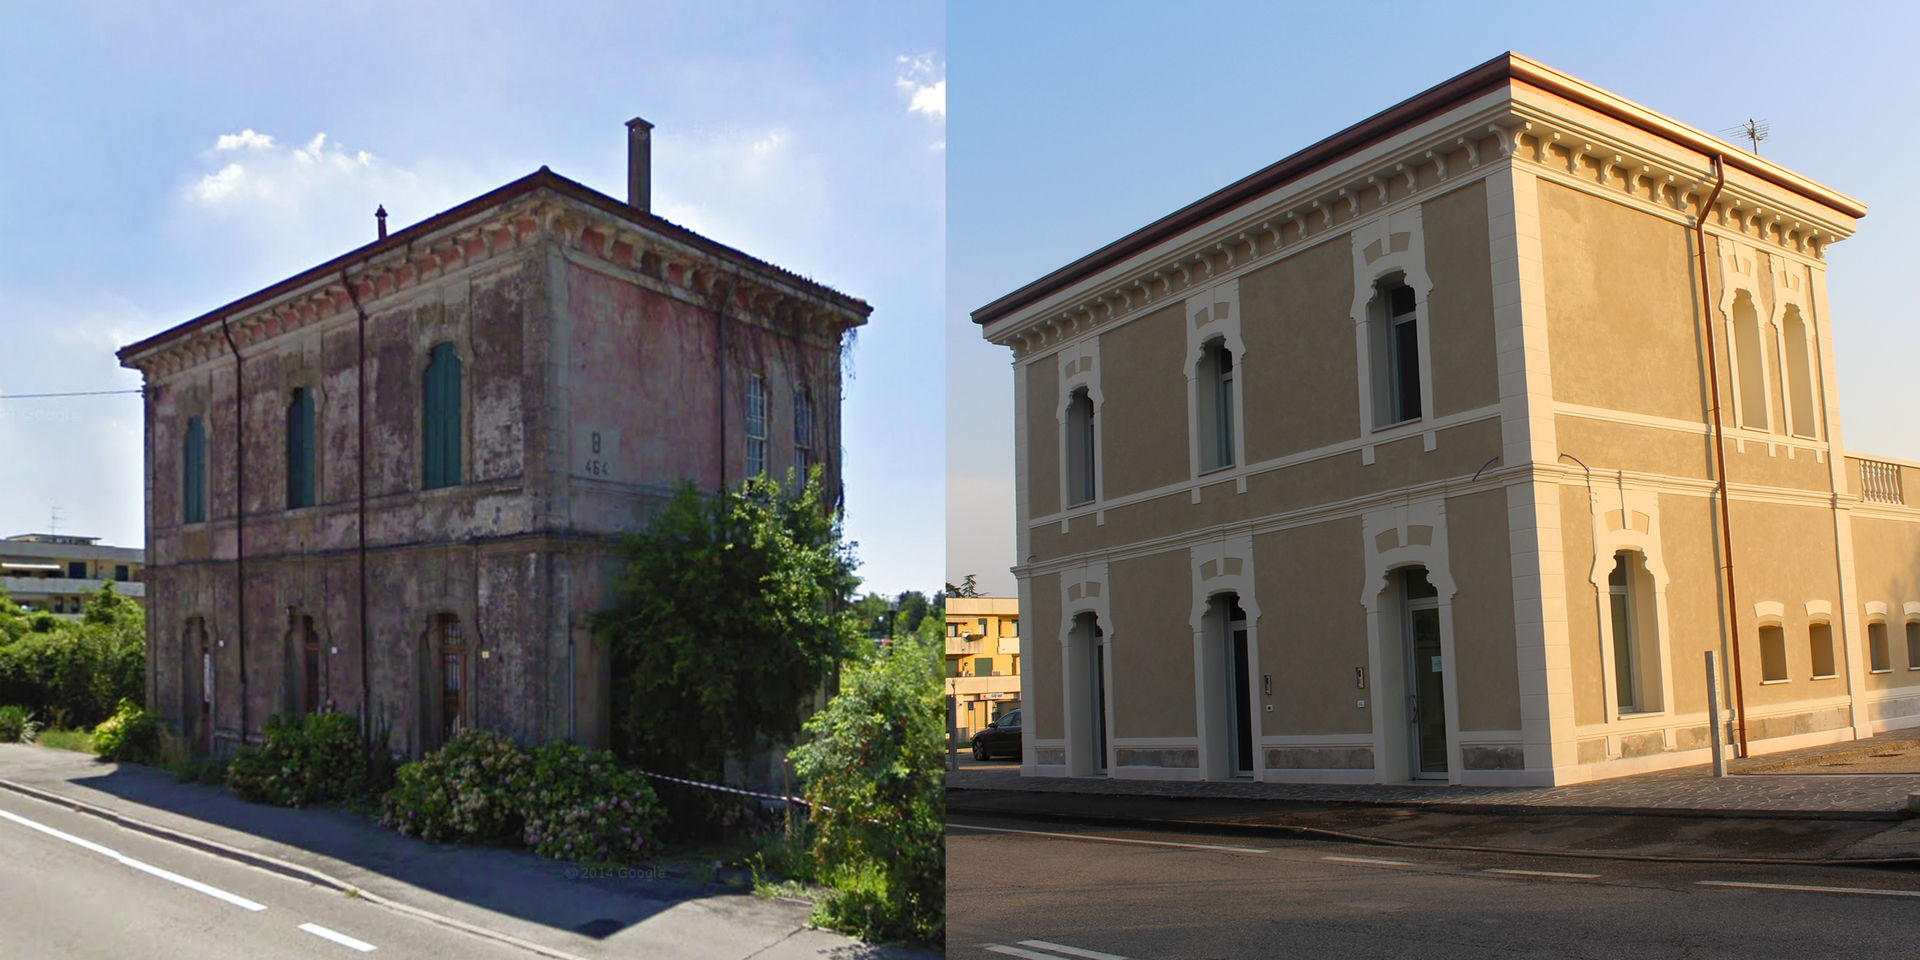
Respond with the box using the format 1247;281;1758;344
626;117;654;213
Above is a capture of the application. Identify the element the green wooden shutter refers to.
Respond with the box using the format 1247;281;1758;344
424;344;461;489
287;389;314;508
184;417;205;523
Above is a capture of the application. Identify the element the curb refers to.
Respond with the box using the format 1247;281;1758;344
945;783;1915;822
946;796;1920;868
0;776;595;960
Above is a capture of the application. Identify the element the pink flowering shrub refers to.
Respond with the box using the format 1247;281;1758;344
519;743;662;863
380;730;530;844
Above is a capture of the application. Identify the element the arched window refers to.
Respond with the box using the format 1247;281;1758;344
286;388;316;509
1731;292;1768;431
793;387;813;477
1197;338;1235;471
1608;551;1662;712
1065;386;1096;506
746;375;768;476
1781;307;1817;438
423;343;462;489
183;416;207;524
1370;279;1422;425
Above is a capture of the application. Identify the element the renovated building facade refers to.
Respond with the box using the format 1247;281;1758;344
1;533;145;619
946;596;1021;737
118;121;868;757
974;53;1918;787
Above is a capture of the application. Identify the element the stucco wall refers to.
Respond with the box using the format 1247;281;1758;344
1253;517;1370;737
1097;301;1189;499
1107;550;1198;739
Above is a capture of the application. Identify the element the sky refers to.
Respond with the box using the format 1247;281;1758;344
0;2;943;597
948;0;1920;598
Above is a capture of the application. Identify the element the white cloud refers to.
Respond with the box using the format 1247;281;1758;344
896;54;945;120
215;129;275;151
193;162;247;201
751;130;787;157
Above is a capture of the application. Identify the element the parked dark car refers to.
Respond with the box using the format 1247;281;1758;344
971;708;1022;760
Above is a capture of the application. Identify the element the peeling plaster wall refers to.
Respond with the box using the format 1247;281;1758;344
139;208;856;756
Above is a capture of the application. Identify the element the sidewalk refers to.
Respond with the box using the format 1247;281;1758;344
0;743;932;960
947;731;1920;864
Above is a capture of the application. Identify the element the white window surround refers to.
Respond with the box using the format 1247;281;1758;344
1187;533;1261;781
1588;486;1675;722
1056;341;1104;512
1359;498;1461;783
1057;562;1115;778
1768;253;1822;441
1349;207;1435;465
1186;281;1247;478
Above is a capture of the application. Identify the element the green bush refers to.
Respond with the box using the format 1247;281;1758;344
228;713;380;807
0;704;38;743
92;698;162;764
791;635;944;945
381;730;530;844
519;742;663;863
0;585;145;729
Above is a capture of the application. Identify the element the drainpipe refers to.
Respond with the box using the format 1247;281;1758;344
1692;155;1749;756
219;317;249;744
714;277;736;492
343;270;372;735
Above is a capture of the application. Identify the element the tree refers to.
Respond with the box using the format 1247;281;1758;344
944;574;982;598
595;471;863;827
791;631;944;944
0;585;28;644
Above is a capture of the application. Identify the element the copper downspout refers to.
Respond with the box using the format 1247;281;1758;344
343;271;372;734
1693;155;1749;756
219;317;249;744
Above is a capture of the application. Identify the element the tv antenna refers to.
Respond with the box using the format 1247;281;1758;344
49;505;60;536
1723;118;1769;155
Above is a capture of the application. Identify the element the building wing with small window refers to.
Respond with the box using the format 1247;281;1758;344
975;53;1920;787
117;121;869;757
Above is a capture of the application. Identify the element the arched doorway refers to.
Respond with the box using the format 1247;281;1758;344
1065;612;1108;776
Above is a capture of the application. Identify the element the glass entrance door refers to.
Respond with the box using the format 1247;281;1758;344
1091;630;1108;772
1230;624;1252;776
1402;568;1446;779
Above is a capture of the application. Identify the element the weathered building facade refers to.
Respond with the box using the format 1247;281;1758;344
118;122;868;756
976;54;1920;787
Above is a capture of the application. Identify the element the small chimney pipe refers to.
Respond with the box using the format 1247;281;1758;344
626;117;653;213
375;204;388;240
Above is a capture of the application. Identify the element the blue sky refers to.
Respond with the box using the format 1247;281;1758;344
948;0;1920;597
0;2;943;597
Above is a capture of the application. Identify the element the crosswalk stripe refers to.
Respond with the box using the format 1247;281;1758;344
986;942;1129;960
1019;939;1129;960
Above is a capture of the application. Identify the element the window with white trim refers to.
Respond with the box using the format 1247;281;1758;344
1608;550;1661;712
1809;621;1836;679
746;375;768;477
1065;386;1096;506
1370;279;1422;426
1197;337;1235;471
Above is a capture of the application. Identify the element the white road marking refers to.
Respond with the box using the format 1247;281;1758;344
1485;868;1600;880
1697;880;1920;899
1322;855;1414;867
1019;939;1130;960
0;806;266;911
299;922;378;952
985;942;1128;960
947;822;1267;854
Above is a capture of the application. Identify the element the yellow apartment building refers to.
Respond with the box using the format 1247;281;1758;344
946;597;1021;737
975;53;1917;786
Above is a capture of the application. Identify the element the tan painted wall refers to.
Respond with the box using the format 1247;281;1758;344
1538;180;1704;423
1024;417;1505;561
1026;359;1061;518
1446;489;1521;732
1847;516;1920;687
1252;517;1371;736
1422;181;1500;418
1239;237;1358;459
1557;483;1606;725
1720;499;1845;709
1098;301;1189;499
1025;572;1063;740
1107;550;1199;739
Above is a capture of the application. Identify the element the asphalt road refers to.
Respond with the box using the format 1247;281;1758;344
948;813;1920;960
0;787;538;959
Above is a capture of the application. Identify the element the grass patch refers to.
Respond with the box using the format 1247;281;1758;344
34;728;95;753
